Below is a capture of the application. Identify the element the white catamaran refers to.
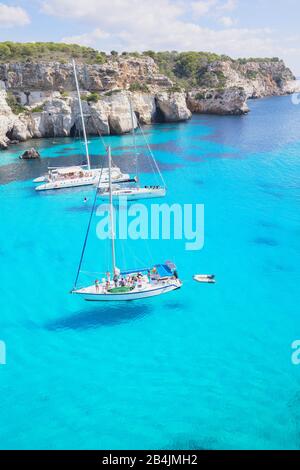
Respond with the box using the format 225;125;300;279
34;59;129;191
98;99;166;201
72;146;182;301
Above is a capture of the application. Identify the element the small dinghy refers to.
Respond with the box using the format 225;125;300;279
193;274;216;284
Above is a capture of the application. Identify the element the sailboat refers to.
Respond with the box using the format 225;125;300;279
72;146;182;301
98;98;166;201
34;59;129;191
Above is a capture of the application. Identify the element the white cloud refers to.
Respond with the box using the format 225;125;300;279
191;0;217;16
41;0;184;28
62;28;110;46
0;3;30;27
219;16;236;27
218;0;237;12
191;0;237;16
41;0;300;74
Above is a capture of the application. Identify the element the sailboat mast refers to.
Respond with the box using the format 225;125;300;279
72;59;91;170
129;97;139;184
108;146;116;275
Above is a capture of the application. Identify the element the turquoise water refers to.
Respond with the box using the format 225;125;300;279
0;95;300;450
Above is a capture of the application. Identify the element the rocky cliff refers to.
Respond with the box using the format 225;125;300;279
0;52;298;149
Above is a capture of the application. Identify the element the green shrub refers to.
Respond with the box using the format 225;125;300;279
6;93;26;114
168;85;182;92
129;82;149;92
246;70;258;79
105;89;122;96
195;92;206;100
0;41;108;64
86;92;100;103
31;105;44;113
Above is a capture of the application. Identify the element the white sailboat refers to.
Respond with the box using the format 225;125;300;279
72;146;182;301
98;98;166;201
34;59;129;191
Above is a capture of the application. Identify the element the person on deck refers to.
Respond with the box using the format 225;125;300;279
113;273;118;288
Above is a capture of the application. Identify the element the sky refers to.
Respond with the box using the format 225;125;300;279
0;0;300;74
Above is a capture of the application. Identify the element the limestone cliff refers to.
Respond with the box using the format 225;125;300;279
0;53;298;149
187;87;249;116
195;58;296;98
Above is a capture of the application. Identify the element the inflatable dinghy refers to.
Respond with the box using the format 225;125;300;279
193;274;216;284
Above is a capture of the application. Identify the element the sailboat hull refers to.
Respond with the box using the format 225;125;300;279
98;187;166;201
72;279;182;301
35;172;130;191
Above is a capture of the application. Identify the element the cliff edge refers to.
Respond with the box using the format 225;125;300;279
0;44;298;149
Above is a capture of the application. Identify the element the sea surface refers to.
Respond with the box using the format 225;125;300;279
0;95;300;450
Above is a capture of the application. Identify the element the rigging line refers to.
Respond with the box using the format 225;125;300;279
88;111;120;170
144;141;160;186
72;59;90;170
73;151;105;289
138;122;167;189
128;95;139;182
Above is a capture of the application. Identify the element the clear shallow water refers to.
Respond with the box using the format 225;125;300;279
0;95;300;450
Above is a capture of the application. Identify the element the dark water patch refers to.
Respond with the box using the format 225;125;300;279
183;154;205;163
273;263;294;273
114;141;184;155
258;220;281;230
112;144;143;152
262;259;295;273
253;237;279;247
191;133;218;142
258;182;294;191
164;301;187;311
184;152;239;162
54;147;77;154
158;162;184;172
46;303;151;330
194;179;205;186
66;204;93;213
261;189;284;199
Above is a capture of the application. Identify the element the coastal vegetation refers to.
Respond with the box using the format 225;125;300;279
0;42;107;64
0;42;285;93
86;92;101;103
6;92;26;114
31;105;44;113
129;82;150;92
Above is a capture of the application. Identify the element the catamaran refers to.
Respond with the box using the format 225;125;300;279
98;99;166;201
72;146;182;301
35;166;130;191
34;59;129;191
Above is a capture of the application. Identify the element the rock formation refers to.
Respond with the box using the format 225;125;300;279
156;92;192;121
0;89;16;149
187;87;249;116
0;54;298;149
20;148;40;159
